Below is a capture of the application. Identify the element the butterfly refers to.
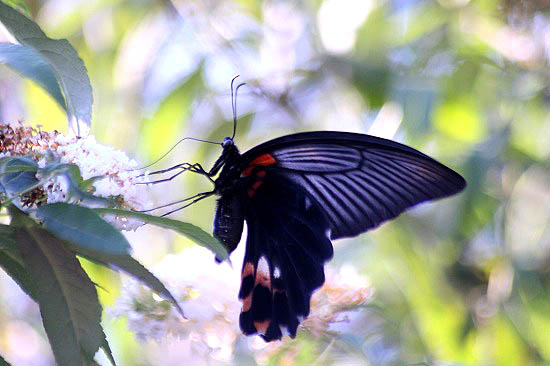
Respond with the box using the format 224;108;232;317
204;131;466;341
152;80;466;341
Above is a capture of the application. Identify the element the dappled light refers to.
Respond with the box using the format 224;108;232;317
1;0;550;365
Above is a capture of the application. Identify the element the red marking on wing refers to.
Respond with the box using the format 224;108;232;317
255;271;271;290
251;154;276;166
247;180;265;198
241;154;276;177
242;167;253;178
242;262;255;279
241;295;252;312
240;263;255;312
254;320;270;334
256;170;266;178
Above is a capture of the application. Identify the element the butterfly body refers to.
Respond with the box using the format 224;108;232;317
210;131;466;341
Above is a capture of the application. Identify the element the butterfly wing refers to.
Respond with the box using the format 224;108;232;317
239;131;466;239
238;174;333;341
235;131;466;340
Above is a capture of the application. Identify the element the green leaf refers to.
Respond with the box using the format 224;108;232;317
0;43;65;108
0;156;39;172
37;203;131;256
0;169;37;195
100;338;117;366
0;0;30;16
0;156;38;194
110;256;185;318
0;157;40;208
0;1;93;133
39;162;83;184
0;159;88;209
80;175;105;190
0;353;12;366
74;246;185;319
0;249;38;300
0;216;37;301
0;165;39;175
0;223;17;249
35;204;184;317
95;208;228;260
16;226;106;365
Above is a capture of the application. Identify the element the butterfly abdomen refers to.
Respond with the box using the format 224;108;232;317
213;194;245;262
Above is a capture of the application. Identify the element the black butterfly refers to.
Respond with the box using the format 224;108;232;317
206;130;465;341
151;81;466;342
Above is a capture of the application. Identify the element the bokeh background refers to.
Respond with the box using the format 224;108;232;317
1;0;550;365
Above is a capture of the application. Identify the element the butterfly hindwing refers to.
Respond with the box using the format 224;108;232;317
238;174;333;341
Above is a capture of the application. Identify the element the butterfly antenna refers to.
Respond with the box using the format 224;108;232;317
231;75;239;119
133;136;221;171
231;81;246;140
230;75;240;140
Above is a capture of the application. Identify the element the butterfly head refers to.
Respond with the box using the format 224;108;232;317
210;136;241;183
222;137;234;148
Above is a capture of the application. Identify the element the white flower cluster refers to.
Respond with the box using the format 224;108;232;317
109;245;374;363
0;124;150;230
39;134;151;230
109;246;242;362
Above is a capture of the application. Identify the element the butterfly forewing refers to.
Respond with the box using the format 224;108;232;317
271;143;362;171
240;132;466;239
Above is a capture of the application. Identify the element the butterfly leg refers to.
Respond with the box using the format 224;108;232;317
159;191;214;216
137;163;194;184
139;162;194;177
192;163;216;183
138;190;215;216
137;163;215;185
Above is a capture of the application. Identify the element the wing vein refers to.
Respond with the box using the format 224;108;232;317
350;170;401;215
301;174;345;228
367;149;460;188
361;162;415;206
366;159;431;199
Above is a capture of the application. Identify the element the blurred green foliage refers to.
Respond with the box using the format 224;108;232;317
1;0;550;365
